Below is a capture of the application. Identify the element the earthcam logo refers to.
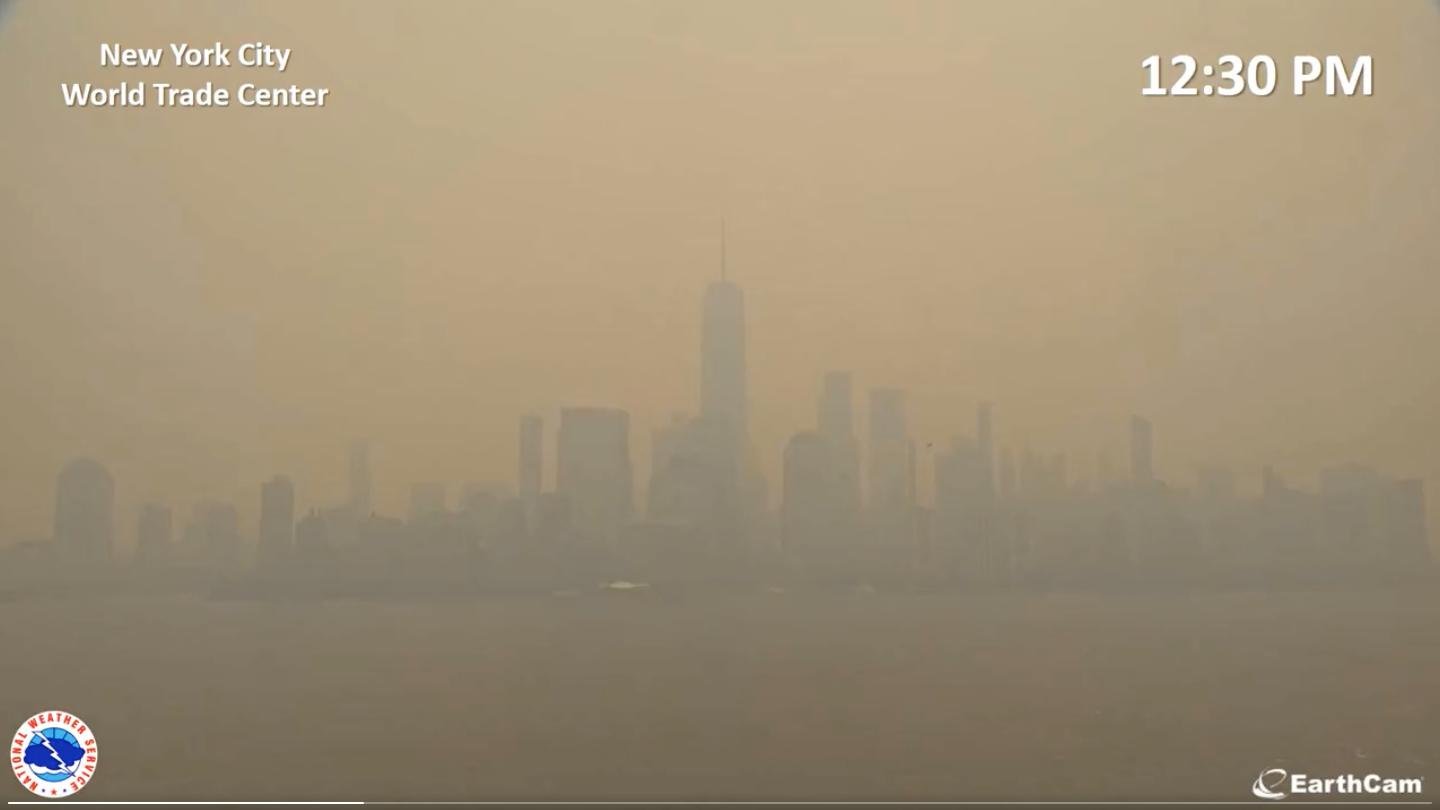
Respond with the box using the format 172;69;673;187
10;711;98;798
1252;766;1424;801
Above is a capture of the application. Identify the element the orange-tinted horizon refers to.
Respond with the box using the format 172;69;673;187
1;0;1438;548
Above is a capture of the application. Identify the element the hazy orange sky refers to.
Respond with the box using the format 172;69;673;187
2;1;1438;547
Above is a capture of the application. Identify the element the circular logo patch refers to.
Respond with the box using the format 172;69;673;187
11;711;98;798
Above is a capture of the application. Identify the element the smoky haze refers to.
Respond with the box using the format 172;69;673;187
3;2;1440;805
1;1;1438;547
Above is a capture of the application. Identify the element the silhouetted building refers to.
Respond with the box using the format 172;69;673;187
457;483;523;544
459;484;500;535
647;414;741;544
535;491;573;544
557;407;632;545
356;511;405;550
409;482;447;524
258;475;295;567
348;440;372;517
54;458;114;563
1197;467;1236;502
781;430;861;579
295;509;331;561
818;371;861;519
319;503;360;549
494;497;528;544
647;412;690;518
645;262;769;549
1387;479;1430;568
1319;465;1431;574
699;271;768;525
191;501;242;569
701;279;747;437
518;413;543;533
782;432;832;536
935;434;997;580
867;388;916;535
460;482;507;510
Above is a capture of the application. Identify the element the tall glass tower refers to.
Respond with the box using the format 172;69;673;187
700;223;747;440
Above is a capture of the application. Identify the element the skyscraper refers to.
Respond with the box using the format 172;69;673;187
193;501;242;569
518;413;543;532
258;475;295;567
647;413;742;545
701;223;746;440
867;388;916;545
295;509;331;561
700;278;747;438
869;388;907;447
409;482;447;523
53;457;114;563
535;491;573;544
556;406;633;545
782;431;839;553
976;401;995;499
1197;467;1236;502
348;440;372;517
647;412;690;509
648;233;766;540
817;371;861;520
867;388;914;506
934;435;995;579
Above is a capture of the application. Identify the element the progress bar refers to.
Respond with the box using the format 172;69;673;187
5;795;1434;801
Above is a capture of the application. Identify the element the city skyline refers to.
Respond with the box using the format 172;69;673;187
3;4;1437;805
4;2;1440;551
23;271;1434;584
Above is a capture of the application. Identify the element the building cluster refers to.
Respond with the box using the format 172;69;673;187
8;270;1433;594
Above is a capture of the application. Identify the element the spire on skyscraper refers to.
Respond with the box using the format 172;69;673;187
720;217;727;282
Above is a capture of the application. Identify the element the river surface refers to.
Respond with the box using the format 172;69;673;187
2;588;1436;802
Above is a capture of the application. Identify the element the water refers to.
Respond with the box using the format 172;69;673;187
2;589;1435;802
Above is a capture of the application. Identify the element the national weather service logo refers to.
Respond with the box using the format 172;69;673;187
10;711;98;798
